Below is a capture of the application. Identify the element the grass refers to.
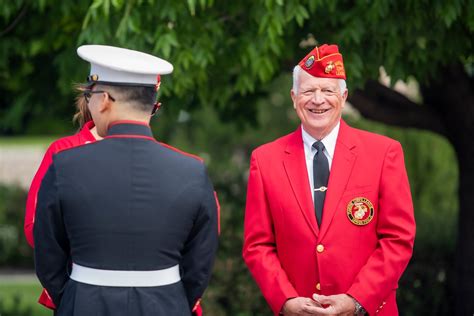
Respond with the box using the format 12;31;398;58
0;137;56;147
0;280;52;316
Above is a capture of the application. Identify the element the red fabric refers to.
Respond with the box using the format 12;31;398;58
192;299;203;316
38;289;56;309
242;120;415;315
298;44;346;80
24;121;96;309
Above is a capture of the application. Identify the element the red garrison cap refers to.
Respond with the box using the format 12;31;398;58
298;44;346;80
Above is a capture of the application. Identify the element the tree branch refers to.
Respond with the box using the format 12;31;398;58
348;80;447;137
0;3;28;37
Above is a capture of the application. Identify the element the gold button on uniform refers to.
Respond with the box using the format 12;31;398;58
316;283;321;290
316;244;324;253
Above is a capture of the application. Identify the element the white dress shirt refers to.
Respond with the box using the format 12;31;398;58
301;122;340;202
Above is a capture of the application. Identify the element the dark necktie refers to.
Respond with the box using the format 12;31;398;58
313;141;329;227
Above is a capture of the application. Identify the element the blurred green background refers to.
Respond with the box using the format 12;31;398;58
1;1;472;315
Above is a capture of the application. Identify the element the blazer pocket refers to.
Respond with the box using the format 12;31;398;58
343;185;374;196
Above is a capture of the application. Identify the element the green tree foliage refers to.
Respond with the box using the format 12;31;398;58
2;0;471;133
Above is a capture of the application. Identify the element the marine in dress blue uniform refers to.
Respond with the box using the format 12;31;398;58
34;45;219;315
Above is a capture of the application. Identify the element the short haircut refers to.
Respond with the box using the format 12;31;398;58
96;84;157;113
292;65;347;95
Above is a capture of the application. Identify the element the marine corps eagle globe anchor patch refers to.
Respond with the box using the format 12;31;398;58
347;197;374;225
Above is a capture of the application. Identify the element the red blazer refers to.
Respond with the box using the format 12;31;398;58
243;120;415;315
24;121;97;309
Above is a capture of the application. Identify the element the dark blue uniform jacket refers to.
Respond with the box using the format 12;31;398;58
34;122;219;316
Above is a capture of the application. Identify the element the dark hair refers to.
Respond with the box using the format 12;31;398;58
98;84;157;113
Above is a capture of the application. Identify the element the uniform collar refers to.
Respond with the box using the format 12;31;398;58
107;120;153;137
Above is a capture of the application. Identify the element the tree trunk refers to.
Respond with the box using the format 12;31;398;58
453;136;474;315
421;64;474;315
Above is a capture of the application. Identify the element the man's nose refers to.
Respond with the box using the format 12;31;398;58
312;90;324;104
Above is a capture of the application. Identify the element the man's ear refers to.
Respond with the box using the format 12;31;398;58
290;89;297;109
341;89;348;108
342;89;348;101
98;92;113;113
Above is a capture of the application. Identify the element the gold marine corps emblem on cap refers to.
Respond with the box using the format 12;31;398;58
347;197;374;225
324;61;335;74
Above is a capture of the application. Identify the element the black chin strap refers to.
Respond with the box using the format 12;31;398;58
151;102;161;116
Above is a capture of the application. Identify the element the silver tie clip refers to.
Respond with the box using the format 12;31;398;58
314;186;327;192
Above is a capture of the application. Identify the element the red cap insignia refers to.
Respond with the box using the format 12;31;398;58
87;74;99;82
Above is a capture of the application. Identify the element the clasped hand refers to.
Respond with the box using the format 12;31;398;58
281;293;355;316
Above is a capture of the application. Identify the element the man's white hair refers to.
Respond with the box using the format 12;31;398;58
292;65;347;95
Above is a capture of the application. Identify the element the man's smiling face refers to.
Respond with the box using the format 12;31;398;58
291;70;347;140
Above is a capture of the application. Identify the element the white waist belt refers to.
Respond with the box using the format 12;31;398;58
70;263;180;287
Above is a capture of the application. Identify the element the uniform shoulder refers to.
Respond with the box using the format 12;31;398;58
158;142;204;164
157;143;208;184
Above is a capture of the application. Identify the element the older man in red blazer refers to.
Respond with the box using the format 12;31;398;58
243;44;416;316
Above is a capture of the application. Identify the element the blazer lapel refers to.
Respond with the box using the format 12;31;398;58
319;120;357;239
283;127;319;237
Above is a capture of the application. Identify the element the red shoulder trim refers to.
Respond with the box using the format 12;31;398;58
102;137;203;162
214;191;221;235
55;140;95;155
159;142;204;162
